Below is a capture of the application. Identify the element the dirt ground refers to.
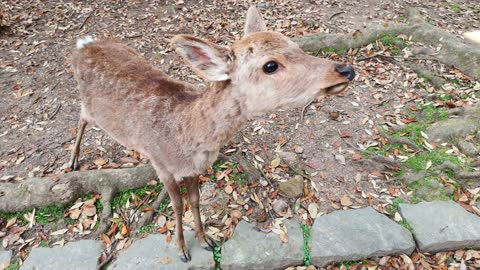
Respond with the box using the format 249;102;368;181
1;0;479;269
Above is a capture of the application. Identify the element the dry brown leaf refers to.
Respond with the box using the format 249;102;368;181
166;232;172;244
93;158;108;166
69;208;82;219
161;257;172;264
279;232;289;243
224;185;233;194
82;205;96;217
340;195;353;207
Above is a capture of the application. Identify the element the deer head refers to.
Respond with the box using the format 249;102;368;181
171;7;354;116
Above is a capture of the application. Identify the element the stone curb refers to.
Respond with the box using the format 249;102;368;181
8;201;480;269
399;200;480;253
310;207;415;267
20;240;102;270
109;231;214;270
221;219;304;270
0;250;12;269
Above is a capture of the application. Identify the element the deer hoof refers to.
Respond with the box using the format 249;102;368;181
201;237;215;251
69;162;80;171
179;250;191;263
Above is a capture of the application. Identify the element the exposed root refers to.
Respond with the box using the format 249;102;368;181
293;7;480;78
371;155;401;167
440;161;480;180
218;152;263;183
131;188;168;236
0;165;158;213
380;132;420;151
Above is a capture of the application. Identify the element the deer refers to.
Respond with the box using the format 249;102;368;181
69;7;354;262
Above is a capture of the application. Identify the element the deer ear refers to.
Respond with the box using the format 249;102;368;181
171;35;231;81
244;6;267;36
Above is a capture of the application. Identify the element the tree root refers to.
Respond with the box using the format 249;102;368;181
218;152;263;183
440;161;480;180
0;165;157;213
131;188;168;236
380;132;420;151
371;155;401;168
293;7;480;78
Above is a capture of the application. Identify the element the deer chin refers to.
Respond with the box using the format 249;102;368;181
322;82;349;95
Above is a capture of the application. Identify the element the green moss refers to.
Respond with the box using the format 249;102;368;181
399;122;429;140
421;105;448;122
39;240;50;247
36;205;66;224
407;177;452;202
449;3;461;12
213;244;222;270
0;211;29;227
138;224;155;234
379;34;407;48
301;224;312;266
229;172;248;187
5;260;20;270
386;198;406;216
112;183;163;210
398;220;414;232
405;150;460;172
318;47;346;56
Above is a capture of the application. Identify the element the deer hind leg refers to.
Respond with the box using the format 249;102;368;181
69;118;88;170
163;176;191;262
184;176;215;251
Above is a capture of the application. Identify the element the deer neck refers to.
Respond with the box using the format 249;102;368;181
189;81;248;146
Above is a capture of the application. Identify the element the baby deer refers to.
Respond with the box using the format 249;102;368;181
70;7;354;262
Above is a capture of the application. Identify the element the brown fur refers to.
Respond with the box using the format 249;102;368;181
69;7;353;261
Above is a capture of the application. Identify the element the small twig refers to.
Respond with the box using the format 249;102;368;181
329;11;345;20
380;131;420;151
50;81;60;91
369;98;394;108
97;249;115;270
125;34;143;39
440;161;480;180
48;103;62;120
301;98;315;122
79;11;94;30
132;188;168;236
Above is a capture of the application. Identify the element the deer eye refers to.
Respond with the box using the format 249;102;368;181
262;61;279;74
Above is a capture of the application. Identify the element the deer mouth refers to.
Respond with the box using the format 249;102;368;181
323;82;349;95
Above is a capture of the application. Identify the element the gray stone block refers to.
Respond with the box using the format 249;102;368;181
0;250;12;269
222;220;304;270
109;231;214;270
21;240;102;270
399;200;480;253
311;207;415;267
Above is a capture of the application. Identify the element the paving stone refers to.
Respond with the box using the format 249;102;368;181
109;231;214;270
311;207;415;267
21;240;102;270
399;201;480;253
222;219;303;270
0;250;12;269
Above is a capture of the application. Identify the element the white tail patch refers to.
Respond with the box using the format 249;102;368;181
76;36;95;49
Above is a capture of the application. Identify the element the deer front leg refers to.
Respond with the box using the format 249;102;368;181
184;176;214;251
163;178;191;262
69;118;88;170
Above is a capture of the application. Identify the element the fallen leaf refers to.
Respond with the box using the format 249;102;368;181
50;229;68;236
279;232;289;243
307;203;318;219
340;195;353;207
161;257;172;264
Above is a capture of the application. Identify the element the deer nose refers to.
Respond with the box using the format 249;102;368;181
335;64;355;81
